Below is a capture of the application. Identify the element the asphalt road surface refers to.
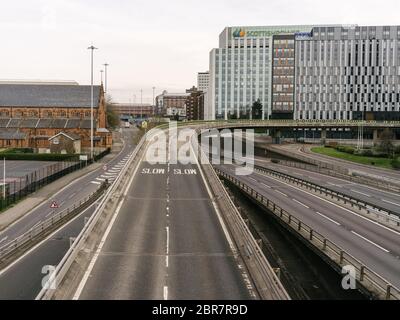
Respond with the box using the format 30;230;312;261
76;134;253;300
216;164;400;289
0;128;137;248
276;143;400;183
0;128;138;299
254;157;400;216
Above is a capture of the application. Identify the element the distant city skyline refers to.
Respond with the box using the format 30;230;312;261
1;0;400;103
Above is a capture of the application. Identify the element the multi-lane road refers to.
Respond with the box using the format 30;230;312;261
215;163;400;289
275;143;400;183
73;134;254;300
0;128;138;299
254;157;400;216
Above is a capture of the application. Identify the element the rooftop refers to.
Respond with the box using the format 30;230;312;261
0;84;102;108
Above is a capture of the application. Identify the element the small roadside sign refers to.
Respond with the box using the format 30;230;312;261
80;155;88;161
50;201;59;209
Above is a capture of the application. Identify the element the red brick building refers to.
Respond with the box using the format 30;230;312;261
0;83;112;152
185;87;205;121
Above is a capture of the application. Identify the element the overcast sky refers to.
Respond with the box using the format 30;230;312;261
1;0;399;103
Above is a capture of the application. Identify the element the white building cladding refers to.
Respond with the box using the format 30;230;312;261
197;72;210;119
208;25;316;120
295;25;400;121
197;72;209;92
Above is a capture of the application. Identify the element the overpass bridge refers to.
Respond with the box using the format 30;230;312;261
29;120;400;300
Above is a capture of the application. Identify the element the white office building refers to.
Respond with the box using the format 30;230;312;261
208;26;320;120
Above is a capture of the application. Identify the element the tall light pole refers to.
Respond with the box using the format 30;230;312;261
152;87;156;116
88;45;98;160
103;63;109;93
140;89;143;120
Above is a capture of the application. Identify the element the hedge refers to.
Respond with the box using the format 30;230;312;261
391;158;400;170
336;145;355;154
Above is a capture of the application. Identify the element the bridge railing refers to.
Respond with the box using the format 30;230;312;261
35;127;157;300
192;130;290;300
0;182;108;268
216;168;400;300
252;164;400;227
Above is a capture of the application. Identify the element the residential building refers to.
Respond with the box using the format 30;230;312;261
186;87;204;121
156;91;190;119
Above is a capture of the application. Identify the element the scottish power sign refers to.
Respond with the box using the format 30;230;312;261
232;28;306;38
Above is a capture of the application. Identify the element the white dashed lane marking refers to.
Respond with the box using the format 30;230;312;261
315;211;341;226
351;231;390;253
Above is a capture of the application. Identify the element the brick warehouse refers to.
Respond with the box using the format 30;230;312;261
0;83;112;152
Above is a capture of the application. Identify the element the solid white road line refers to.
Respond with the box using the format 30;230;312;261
96;178;106;182
90;181;101;185
0;236;8;244
73;154;141;300
351;231;390;253
350;189;371;198
382;199;400;207
315;211;341;226
31;222;41;230
261;183;271;189
249;177;257;182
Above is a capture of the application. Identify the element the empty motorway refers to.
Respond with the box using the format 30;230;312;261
73;134;255;300
254;157;400;216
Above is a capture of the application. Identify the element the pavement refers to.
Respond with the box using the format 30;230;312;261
75;133;253;300
216;163;400;289
0;128;139;299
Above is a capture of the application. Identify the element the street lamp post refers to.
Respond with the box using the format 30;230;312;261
140;89;143;120
103;63;109;93
152;87;156;117
88;45;98;161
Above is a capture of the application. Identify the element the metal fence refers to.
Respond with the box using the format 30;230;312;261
0;181;108;269
253;164;400;228
273;158;400;193
216;168;400;300
36;131;148;300
0;148;110;211
192;130;290;300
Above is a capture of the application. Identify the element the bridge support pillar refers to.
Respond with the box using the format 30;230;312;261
373;129;379;145
271;129;282;144
321;129;327;143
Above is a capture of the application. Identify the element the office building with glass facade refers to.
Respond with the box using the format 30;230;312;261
208;24;400;121
295;25;400;121
208;25;317;120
